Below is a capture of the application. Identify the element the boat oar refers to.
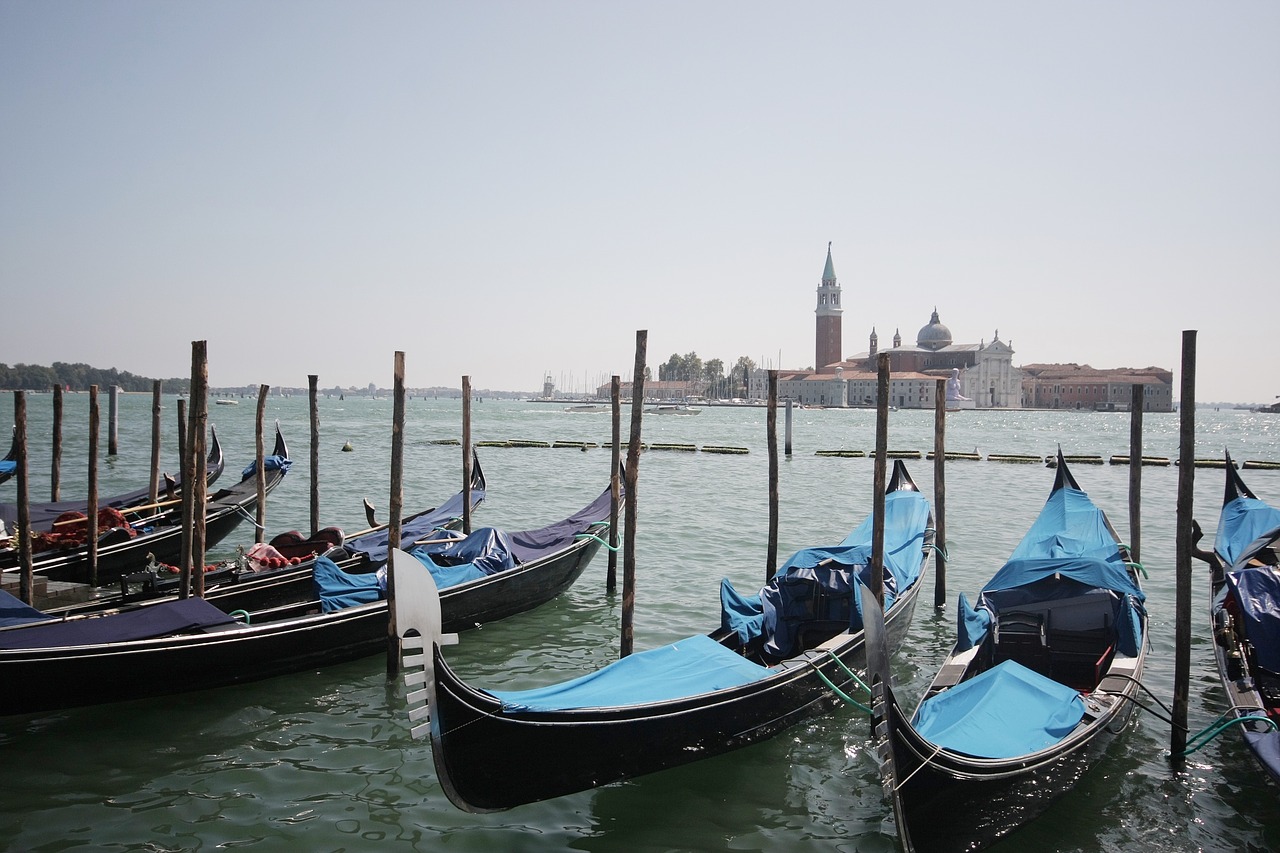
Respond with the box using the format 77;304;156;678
51;497;184;527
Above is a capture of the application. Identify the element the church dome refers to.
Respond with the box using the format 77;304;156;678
916;309;953;350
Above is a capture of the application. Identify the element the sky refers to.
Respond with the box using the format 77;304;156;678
1;2;1276;402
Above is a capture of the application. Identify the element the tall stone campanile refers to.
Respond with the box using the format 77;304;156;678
814;242;843;369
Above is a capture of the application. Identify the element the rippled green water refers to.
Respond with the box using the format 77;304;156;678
1;393;1278;852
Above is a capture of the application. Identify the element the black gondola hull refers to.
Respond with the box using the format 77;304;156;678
429;577;921;812
0;533;604;716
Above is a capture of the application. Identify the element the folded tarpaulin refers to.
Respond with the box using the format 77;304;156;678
0;597;236;650
314;555;384;613
912;659;1085;758
0;460;14;475
490;634;772;712
720;578;763;644
409;527;516;576
241;456;292;480
344;489;485;565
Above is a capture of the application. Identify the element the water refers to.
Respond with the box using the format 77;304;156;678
1;392;1279;852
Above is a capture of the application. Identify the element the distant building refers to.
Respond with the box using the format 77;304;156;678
1020;364;1173;412
814;243;843;371
837;309;1022;408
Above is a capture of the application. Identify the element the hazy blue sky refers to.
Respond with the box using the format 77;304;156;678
2;2;1276;401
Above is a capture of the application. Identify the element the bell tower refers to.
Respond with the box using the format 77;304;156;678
814;242;843;369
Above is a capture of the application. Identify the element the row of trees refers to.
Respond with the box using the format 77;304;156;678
0;362;189;393
656;352;757;399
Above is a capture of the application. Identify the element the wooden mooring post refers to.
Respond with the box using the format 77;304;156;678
607;374;621;594
1172;331;1196;759
177;396;190;598
108;384;119;456
784;397;793;458
309;375;320;535
88;385;100;588
255;384;269;543
620;330;646;659
149;380;162;503
387;352;406;676
14;391;34;605
50;384;62;501
187;342;209;598
933;378;947;608
462;376;472;535
767;370;779;580
870;353;890;606
1128;384;1144;566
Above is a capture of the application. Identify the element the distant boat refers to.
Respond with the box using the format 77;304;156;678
215;399;239;406
564;404;609;413
644;404;701;415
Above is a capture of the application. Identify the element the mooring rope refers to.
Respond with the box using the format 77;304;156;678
1181;711;1278;757
574;528;618;552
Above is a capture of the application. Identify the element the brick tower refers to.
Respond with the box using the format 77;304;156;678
814;242;843;370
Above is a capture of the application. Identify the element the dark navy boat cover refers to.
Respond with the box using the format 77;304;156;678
344;486;486;565
0;597;236;650
240;455;292;480
0;589;55;628
1227;565;1280;673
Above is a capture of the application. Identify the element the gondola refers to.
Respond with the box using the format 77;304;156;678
0;426;282;587
1193;452;1280;783
0;425;225;534
92;452;490;616
0;473;612;716
0;427;16;485
393;460;933;813
868;451;1148;853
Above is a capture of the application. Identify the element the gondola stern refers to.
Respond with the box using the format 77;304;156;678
1051;447;1081;493
1223;450;1255;504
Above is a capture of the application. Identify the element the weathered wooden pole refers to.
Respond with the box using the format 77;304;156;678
178;395;191;599
607;374;621;594
766;370;779;580
255;384;269;543
149;380;162;503
621;331;646;658
1128;383;1144;565
933;378;948;608
387;351;406;676
50;383;62;501
870;353;890;605
462;375;472;535
190;342;209;598
309;374;320;535
107;384;119;456
784;397;793;458
14;392;34;605
1172;331;1196;758
87;385;100;588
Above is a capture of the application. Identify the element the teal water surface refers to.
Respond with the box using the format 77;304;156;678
0;393;1278;852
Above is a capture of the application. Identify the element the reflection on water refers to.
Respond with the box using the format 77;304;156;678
0;395;1277;851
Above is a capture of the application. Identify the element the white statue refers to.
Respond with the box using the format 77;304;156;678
946;368;970;401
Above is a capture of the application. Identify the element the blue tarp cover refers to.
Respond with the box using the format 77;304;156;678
1216;496;1280;570
314;555;385;613
409;527;516;576
490;634;771;712
0;589;55;628
240;455;292;480
1007;483;1121;563
0;460;14;475
1227;565;1280;672
720;487;930;653
1243;727;1280;784
913;660;1086;758
0;597;236;650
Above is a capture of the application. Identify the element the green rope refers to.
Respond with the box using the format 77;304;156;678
811;665;872;715
1181;711;1278;757
1125;560;1148;579
825;650;873;697
926;543;950;560
574;531;619;552
229;609;250;625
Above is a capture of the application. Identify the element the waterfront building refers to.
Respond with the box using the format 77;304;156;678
1020;364;1174;412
